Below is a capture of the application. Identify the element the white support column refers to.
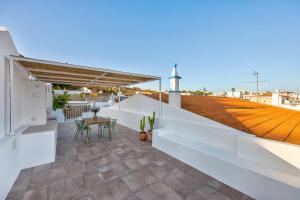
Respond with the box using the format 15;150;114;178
159;78;162;117
118;87;121;111
9;58;14;135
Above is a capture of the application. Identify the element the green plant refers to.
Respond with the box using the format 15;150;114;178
91;106;100;117
148;111;155;132
79;93;86;100
53;93;70;110
140;116;146;133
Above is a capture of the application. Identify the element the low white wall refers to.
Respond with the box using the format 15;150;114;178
159;117;300;175
0;127;25;200
279;104;300;111
104;94;300;200
237;136;300;176
111;94;238;132
52;109;65;123
153;132;300;200
0;122;57;199
53;90;81;95
20;130;57;169
160;118;245;153
99;108;158;132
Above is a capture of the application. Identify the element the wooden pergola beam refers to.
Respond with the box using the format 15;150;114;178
28;68;147;83
38;79;122;87
35;74;134;84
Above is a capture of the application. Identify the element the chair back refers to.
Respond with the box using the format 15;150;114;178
75;119;83;129
110;119;117;129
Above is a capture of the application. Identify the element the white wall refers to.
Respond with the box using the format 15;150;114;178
227;91;242;98
104;94;300;200
0;27;20;200
278;104;300;111
0;28;19;138
12;64;27;129
111;94;239;132
20;122;57;169
153;131;300;200
46;84;53;118
0;55;5;138
0;127;26;200
22;81;47;125
0;28;49;199
272;93;300;111
169;92;181;108
12;64;47;129
100;109;159;132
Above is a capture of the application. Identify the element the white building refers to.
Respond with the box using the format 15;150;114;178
272;90;300;111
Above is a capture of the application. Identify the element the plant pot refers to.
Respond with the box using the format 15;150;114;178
146;131;152;142
139;132;147;141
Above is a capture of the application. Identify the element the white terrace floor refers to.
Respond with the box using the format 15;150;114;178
6;123;253;200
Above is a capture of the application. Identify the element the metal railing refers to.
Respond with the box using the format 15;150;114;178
64;106;91;121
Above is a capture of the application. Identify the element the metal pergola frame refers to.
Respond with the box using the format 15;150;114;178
10;55;163;117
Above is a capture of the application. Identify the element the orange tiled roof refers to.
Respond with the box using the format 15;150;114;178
147;94;300;145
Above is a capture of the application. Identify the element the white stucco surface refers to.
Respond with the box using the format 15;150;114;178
103;94;300;200
0;28;56;199
20;120;57;169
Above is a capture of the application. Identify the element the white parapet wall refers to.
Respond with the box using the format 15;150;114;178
102;94;300;200
109;94;238;131
0;131;23;200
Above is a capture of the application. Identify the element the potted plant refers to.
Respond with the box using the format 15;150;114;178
139;116;147;141
52;93;70;122
147;112;155;142
91;106;100;118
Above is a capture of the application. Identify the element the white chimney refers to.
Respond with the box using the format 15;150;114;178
168;64;181;108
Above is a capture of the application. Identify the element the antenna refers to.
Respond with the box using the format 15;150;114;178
250;71;259;97
247;71;269;102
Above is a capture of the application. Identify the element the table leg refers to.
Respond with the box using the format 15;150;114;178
86;128;89;144
109;127;112;141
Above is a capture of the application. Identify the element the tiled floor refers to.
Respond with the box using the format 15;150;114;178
7;123;253;200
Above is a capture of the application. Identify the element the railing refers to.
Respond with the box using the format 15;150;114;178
63;106;91;121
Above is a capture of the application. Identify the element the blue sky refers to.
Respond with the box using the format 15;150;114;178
1;0;300;92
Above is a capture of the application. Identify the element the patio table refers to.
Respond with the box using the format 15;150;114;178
82;117;112;143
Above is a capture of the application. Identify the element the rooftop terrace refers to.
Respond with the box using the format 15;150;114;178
6;123;252;200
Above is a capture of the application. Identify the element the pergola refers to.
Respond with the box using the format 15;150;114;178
11;55;163;115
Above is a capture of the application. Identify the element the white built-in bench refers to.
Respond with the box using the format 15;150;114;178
20;120;58;168
153;118;300;200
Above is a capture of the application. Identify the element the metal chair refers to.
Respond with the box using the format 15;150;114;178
110;119;117;136
99;117;111;136
101;118;117;137
74;119;90;141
